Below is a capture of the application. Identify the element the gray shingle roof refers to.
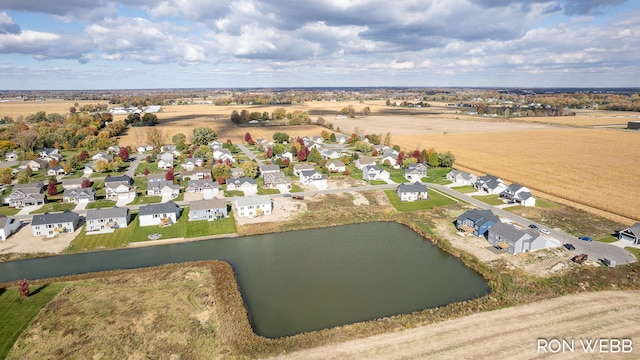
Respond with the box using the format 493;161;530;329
138;201;180;216
32;211;80;226
189;199;227;211
236;195;271;207
86;207;129;221
397;182;427;193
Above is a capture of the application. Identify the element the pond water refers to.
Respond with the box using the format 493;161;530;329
0;222;489;338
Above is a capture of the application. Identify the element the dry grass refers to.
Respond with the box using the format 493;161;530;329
0;99;100;119
395;128;640;223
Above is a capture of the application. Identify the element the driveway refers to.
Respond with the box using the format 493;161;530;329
16;205;41;216
73;201;89;211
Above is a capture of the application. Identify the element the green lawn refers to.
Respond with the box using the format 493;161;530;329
135;162;162;174
258;188;280;195
290;184;303;193
472;194;504;206
224;190;244;197
596;234;619;243
389;174;409;183
384;189;458;212
422;167;452;185
451;185;476;193
128;195;162;205
84;199;117;209
0;206;20;216
0;283;66;359
67;209;236;252
29;202;77;214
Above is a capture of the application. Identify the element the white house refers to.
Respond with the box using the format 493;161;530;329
186;179;220;199
5;152;18;161
362;165;390;181
404;163;427;182
299;169;327;190
181;158;204;171
31;211;81;237
213;149;235;163
0;215;21;241
85;207;130;233
326;159;346;173
263;172;292;193
474;175;507;194
188;199;228;221
355;156;376;170
293;163;315;176
396;182;428;202
446;170;477;186
235;195;272;218
92;152;113;162
157;152;175;170
500;184;536;207
138;201;181;227
146;180;180;198
62;188;96;204
226;177;258;195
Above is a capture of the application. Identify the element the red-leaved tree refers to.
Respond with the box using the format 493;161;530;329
47;181;57;196
396;151;405;166
143;167;150;176
81;178;91;188
165;168;175;181
18;279;29;298
118;147;130;162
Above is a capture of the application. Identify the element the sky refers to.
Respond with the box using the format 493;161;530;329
0;0;639;90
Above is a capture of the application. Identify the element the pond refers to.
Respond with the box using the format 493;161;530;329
0;222;489;338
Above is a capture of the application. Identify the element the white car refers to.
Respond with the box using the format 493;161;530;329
540;229;550;235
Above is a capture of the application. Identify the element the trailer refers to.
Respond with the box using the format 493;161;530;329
601;257;616;267
292;195;305;200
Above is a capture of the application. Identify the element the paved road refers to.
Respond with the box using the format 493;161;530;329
236;143;263;166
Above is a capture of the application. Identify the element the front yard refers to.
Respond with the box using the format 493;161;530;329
384;189;458;212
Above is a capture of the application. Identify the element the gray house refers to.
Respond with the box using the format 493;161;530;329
618;222;640;245
6;182;46;208
487;222;546;255
86;207;131;232
188;199;228;221
62;188;96;204
31;211;81;237
456;209;500;237
138;201;181;227
397;182;428;202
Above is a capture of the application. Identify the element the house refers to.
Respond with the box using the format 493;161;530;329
26;158;48;171
456;209;500;237
62;177;89;190
39;148;59;158
0;215;21;241
321;148;342;159
91;152;113;162
396;182;428;202
104;175;135;201
62;188;96;203
373;144;389;153
208;140;223;150
275;151;293;162
146;180;180;198
83;164;94;177
259;164;280;175
182;169;211;180
618;222;640;245
404;163;427;182
31;211;81;237
230;167;244;178
213;149;235;163
299;169;327;190
235;195;272;218
147;172;167;183
85;207;130;232
293;163;315;176
186;179;220;198
487;222;546;255
160;144;177;153
362;165;390;181
226;177;258;195
5;151;18;161
107;145;121;154
355;156;376;170
263;172;292;193
188;199;228;221
138;201;181;227
380;153;399;168
446;170;477;186
500;184;536;207
181;158;204;171
47;166;66;176
6;183;46;208
326;159;346;173
157;152;174;170
474;175;507;194
335;135;348;144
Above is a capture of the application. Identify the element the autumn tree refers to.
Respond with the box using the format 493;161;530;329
272;132;290;143
244;132;254;144
297;146;308;161
0;167;12;184
192;127;217;146
438;151;456;167
63;163;72;175
384;132;391;146
241;160;258;178
265;147;273;158
396;151;405;166
118;147;130;162
143;167;150;176
146;127;166;150
81;177;91;188
94;158;109;173
428;152;440;168
18;279;29;298
78;150;90;162
165;168;175;181
307;147;322;163
172;133;186;150
47;181;57;196
212;163;230;181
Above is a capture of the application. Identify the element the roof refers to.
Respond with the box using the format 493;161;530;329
398;182;427;193
138;201;180;216
489;222;526;242
0;215;17;228
228;177;256;185
326;160;345;167
190;199;227;211
32;211;80;226
187;179;218;187
104;175;132;184
236;195;271;207
86;207;129;221
260;164;280;172
457;209;500;225
63;188;95;197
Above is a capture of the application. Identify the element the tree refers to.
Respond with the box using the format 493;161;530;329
297;146;308;161
307;147;322;163
192;127;217;146
94;158;109;173
18;279;29;298
118;147;130;162
272;132;290;143
47;181;57;196
78;150;90;162
273;107;287;120
0;167;12;185
63;163;72;175
141;113;158;125
329;133;336;143
212;163;230;181
396;151;405;166
17;171;30;184
172;133;186;150
143;167;150;176
241;160;258;178
428;152;440;167
438;151;456;167
273;143;285;155
165;168;175;181
384;132;391;146
146;127;165;150
265;147;273;158
81;177;91;188
244;132;253;144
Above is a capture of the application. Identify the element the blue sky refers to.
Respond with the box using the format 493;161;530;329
0;0;639;90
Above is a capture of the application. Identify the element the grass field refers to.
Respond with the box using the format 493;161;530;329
471;194;505;206
0;283;66;359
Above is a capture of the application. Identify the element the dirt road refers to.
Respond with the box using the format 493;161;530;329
269;290;640;360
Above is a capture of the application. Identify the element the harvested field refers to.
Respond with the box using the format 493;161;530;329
0;99;100;120
395;128;640;223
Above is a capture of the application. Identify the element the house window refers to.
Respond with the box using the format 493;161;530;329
153;214;159;218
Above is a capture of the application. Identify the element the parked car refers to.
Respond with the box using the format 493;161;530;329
540;229;550;235
579;236;593;242
528;224;538;229
563;243;575;251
